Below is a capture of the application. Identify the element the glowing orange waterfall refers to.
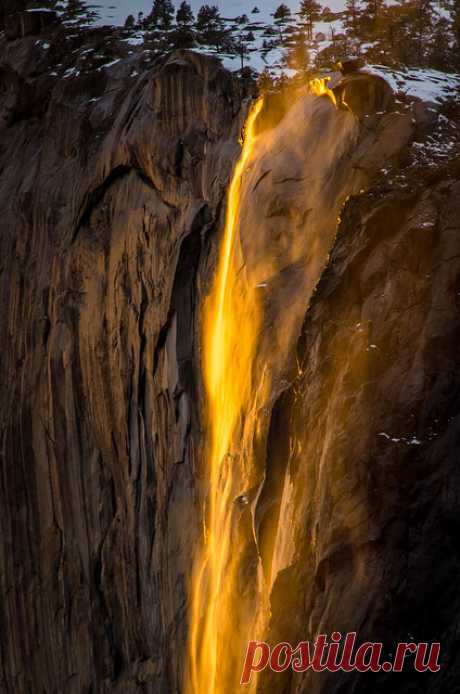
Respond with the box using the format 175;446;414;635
186;98;264;694
309;76;338;105
185;80;341;694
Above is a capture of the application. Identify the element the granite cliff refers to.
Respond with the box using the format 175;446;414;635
1;10;460;694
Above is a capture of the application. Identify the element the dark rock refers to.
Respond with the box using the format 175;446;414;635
258;179;460;694
5;9;59;40
0;45;247;694
333;71;394;116
337;56;365;73
0;0;27;31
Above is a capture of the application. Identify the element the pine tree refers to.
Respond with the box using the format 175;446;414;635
451;0;460;68
273;3;292;41
343;0;363;54
172;0;195;47
176;0;194;25
258;68;274;92
196;5;225;50
63;0;98;27
360;0;384;36
238;30;253;69
413;0;435;64
196;4;220;31
286;29;310;69
124;13;135;28
344;0;360;34
378;0;436;66
299;0;322;38
430;15;452;69
274;4;291;22
146;0;175;29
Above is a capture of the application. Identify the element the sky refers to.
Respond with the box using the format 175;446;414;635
93;0;346;26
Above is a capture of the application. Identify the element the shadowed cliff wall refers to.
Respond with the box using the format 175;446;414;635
0;45;249;693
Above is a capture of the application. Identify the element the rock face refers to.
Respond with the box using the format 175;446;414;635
1;20;460;694
0;0;27;32
5;9;58;41
0;40;249;693
333;71;393;116
257;178;460;694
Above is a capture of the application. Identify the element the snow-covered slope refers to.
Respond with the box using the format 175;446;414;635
366;65;460;104
94;0;347;28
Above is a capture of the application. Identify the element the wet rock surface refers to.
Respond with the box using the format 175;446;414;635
1;17;460;694
257;177;460;694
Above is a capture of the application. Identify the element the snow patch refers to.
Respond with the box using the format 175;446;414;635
365;65;460;104
378;432;423;446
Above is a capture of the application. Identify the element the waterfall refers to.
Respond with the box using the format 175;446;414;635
186;76;389;693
